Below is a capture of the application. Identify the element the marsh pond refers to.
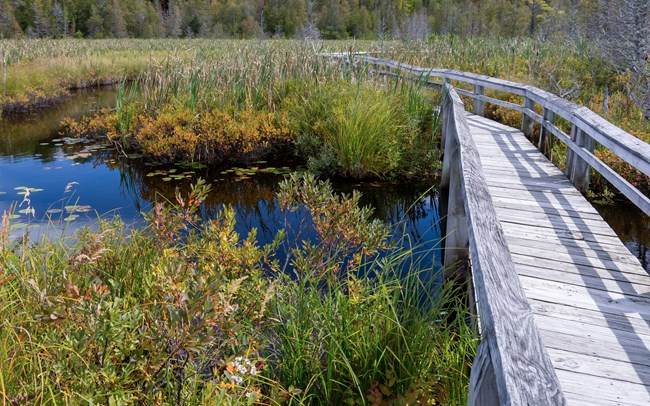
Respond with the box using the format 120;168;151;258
0;87;648;273
1;88;449;271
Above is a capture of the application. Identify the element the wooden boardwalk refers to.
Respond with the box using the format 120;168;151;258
468;113;650;405
329;54;650;404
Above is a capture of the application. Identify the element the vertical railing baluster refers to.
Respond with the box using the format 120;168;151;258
521;96;535;139
474;84;485;116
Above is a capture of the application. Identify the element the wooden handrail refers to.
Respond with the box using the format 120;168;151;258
329;53;650;217
326;53;570;404
442;84;565;405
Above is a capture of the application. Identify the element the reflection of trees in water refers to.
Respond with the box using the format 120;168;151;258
336;181;440;242
112;155;440;243
0;88;117;157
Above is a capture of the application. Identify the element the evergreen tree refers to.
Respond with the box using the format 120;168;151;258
0;0;23;38
86;3;104;37
111;0;128;37
51;1;67;37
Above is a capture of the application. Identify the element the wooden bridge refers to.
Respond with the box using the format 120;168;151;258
331;54;650;405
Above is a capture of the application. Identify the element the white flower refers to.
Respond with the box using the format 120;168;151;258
232;374;243;384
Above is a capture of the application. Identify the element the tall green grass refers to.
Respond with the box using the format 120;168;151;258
0;176;476;405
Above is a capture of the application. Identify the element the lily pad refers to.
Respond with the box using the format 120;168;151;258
64;215;79;222
39;142;49;146
15;187;44;194
46;209;63;214
64;205;92;213
162;177;172;181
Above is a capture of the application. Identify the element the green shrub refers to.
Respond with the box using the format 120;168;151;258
0;176;475;405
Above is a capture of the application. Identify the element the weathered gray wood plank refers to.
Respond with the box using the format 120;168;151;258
445;86;565;405
334;55;650;405
547;347;650;385
555;369;650;405
466;112;650;405
511;253;650;279
530;299;650;332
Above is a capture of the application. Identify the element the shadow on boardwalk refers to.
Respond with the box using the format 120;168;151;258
467;114;650;403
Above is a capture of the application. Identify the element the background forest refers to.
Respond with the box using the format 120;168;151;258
0;0;635;41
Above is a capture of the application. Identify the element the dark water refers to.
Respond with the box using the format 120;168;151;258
0;88;443;274
596;202;650;272
2;88;648;275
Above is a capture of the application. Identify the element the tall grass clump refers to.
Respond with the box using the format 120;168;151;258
63;49;441;179
0;175;475;405
287;79;440;178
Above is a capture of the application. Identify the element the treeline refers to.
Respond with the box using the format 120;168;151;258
0;0;605;40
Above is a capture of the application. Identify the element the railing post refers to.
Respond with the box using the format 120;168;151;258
474;84;485;117
441;96;453;185
441;97;469;281
564;125;578;180
521;97;535;139
565;125;595;192
538;107;555;154
469;336;500;406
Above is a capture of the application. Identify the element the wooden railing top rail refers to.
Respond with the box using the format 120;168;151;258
442;84;565;405
326;53;650;217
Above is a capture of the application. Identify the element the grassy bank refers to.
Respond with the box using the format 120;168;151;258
3;37;647;192
2;38;648;138
0;174;475;405
60;46;441;179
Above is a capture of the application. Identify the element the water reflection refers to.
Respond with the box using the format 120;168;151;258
1;87;646;275
0;87;442;275
0;88;117;157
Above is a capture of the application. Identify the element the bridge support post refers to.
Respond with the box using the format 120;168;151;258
539;107;555;155
441;94;470;281
474;85;485;116
521;97;535;139
469;337;500;406
565;125;595;192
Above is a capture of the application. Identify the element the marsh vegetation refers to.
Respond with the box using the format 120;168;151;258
1;6;650;401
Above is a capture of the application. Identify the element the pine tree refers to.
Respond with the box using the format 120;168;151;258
51;1;67;37
0;0;23;38
86;3;104;37
111;0;128;37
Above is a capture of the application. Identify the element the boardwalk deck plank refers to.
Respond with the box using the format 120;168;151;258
511;254;650;282
467;113;650;406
